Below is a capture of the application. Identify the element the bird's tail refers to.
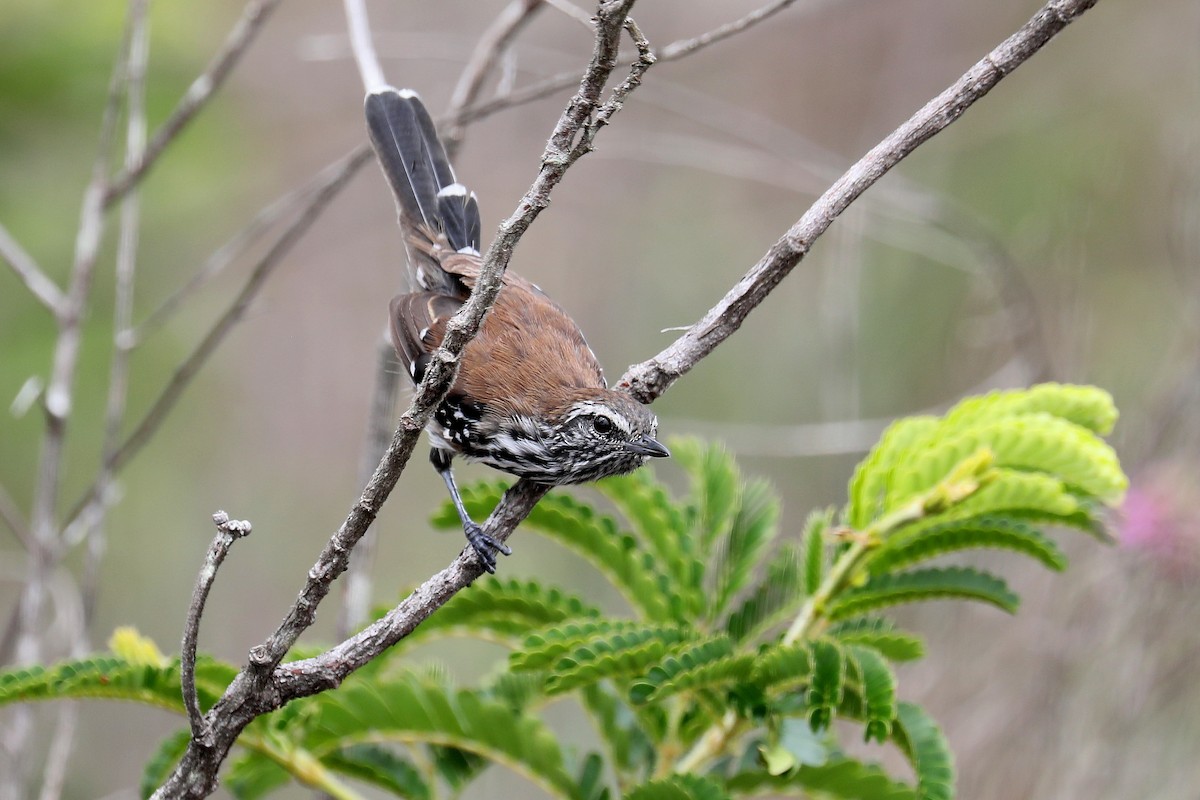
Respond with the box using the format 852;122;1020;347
365;88;482;289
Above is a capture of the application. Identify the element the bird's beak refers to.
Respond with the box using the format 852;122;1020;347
628;435;670;458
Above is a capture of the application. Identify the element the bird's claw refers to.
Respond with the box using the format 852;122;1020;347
463;522;512;573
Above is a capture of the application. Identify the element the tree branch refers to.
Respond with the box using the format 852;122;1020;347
0;223;64;317
442;0;545;161
103;0;283;208
181;512;251;748
61;147;376;540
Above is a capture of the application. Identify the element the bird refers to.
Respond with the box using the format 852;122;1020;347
364;87;669;572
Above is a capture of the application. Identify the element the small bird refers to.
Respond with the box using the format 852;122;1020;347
365;88;669;572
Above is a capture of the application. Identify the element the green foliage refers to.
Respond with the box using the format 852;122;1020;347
0;384;1126;800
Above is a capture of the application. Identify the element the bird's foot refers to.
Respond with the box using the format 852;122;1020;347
463;522;512;573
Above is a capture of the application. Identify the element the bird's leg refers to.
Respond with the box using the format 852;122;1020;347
430;448;512;572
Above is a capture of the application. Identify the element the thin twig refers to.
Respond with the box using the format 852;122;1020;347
0;483;31;551
336;335;401;639
15;0;137;675
103;0;283;208
343;0;387;92
0;223;65;317
128;178;319;348
443;0;545;160
83;0;151;630
182;512;252;747
62;147;376;539
454;0;845;127
657;0;839;61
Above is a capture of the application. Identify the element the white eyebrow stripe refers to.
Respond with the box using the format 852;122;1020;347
566;401;631;433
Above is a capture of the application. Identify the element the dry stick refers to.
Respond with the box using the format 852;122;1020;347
0;223;64;317
103;0;283;209
442;0;546;160
333;0;394;642
128;179;321;349
84;0;151;626
1;5;138;796
456;0;834;127
10;0;137;678
60;148;376;542
0;483;31;551
153;4;642;796
182;512;253;747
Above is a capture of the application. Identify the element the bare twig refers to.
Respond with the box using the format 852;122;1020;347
443;0;545;159
343;0;387;92
454;0;845;127
13;0;138;684
0;483;31;551
182;512;252;747
336;335;401;638
128;179;318;348
84;0;151;629
62;148;376;538
657;0;839;61
0;223;64;317
103;0;283;208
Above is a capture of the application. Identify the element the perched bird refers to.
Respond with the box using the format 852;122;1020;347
365;87;669;572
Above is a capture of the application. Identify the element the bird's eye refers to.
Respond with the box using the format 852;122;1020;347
592;415;613;435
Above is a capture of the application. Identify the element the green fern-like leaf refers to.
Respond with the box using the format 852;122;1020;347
673;437;741;556
532;626;699;695
596;468;702;617
828;619;925;662
324;744;432;799
305;672;582;800
626;773;730;800
724;542;803;643
628;636;755;704
806;638;845;731
845;645;897;742
0;653;236;713
580;684;658;776
870;516;1067;574
726;757;918;800
892;413;1125;509
225;752;291;799
893;703;955;800
711;478;779;620
802;508;832;595
848;417;941;529
938;383;1117;436
752;644;812;690
395;577;602;648
511;620;675;671
828;567;1018;620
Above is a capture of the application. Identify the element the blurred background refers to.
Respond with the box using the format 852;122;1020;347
1;0;1198;797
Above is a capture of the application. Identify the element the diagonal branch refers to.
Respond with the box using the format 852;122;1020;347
0;223;65;316
103;0;283;208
